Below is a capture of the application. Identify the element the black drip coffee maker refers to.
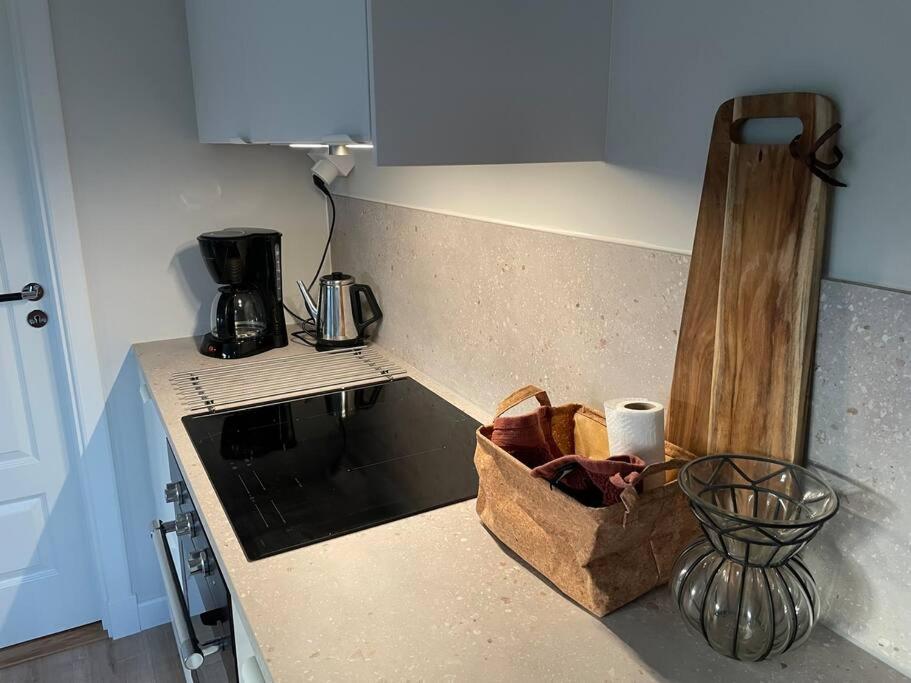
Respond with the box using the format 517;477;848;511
197;228;288;359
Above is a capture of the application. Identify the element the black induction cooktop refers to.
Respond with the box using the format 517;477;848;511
182;378;481;561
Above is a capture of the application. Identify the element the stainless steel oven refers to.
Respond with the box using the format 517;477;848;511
151;443;237;682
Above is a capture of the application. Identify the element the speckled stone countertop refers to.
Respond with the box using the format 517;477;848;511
134;336;906;683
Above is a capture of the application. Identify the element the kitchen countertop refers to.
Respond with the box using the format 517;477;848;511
134;336;906;682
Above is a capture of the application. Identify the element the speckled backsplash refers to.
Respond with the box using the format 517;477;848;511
333;199;689;410
332;196;911;676
805;282;910;673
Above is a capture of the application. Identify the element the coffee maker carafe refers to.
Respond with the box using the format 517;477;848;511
197;228;288;359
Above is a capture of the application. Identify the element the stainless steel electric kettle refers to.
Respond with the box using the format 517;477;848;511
297;272;382;349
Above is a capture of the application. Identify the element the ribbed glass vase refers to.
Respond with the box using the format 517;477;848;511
670;454;838;661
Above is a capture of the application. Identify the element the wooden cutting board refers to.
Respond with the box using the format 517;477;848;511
667;93;838;465
665;100;734;459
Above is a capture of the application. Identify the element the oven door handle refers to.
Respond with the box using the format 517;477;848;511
151;519;222;671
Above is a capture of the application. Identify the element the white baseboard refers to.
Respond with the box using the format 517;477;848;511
137;594;170;631
103;593;140;639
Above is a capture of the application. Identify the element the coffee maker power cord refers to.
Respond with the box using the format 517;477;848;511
283;175;336;332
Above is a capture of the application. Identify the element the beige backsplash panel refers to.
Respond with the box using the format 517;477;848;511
333;198;689;413
805;282;911;672
333;196;911;676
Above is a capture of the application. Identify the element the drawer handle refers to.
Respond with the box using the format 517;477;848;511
151;519;223;671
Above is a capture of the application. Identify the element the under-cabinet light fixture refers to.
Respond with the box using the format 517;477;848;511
288;142;373;150
288;136;372;186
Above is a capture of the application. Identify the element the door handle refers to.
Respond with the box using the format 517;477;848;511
0;283;43;303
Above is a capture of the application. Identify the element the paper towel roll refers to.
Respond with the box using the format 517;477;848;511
604;398;665;466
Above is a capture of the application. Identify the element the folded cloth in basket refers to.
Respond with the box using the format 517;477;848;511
490;408;563;468
531;454;646;507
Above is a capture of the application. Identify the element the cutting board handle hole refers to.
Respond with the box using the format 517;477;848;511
732;117;803;145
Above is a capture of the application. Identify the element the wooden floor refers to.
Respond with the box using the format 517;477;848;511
0;622;109;670
1;624;184;683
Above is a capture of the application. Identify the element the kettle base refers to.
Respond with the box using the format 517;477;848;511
315;336;365;352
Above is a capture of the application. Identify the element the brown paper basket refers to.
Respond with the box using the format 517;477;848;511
474;385;701;617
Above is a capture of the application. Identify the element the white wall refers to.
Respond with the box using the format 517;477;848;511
337;0;911;292
48;0;327;620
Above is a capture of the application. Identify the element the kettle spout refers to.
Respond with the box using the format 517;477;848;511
296;280;319;320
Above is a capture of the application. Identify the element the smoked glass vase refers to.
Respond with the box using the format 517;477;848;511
670;454;838;661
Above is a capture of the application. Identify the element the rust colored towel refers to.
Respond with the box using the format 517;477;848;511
531;454;646;507
491;408;563;468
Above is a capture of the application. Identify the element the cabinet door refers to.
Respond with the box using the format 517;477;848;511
140;383;172;523
246;0;371;143
185;0;251;143
370;0;612;165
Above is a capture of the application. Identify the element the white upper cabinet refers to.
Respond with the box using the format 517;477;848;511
245;1;371;144
186;0;370;144
184;0;612;164
185;0;250;143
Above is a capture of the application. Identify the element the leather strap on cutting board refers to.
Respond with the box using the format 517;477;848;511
667;92;840;465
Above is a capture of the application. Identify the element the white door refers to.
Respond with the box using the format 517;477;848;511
0;1;99;647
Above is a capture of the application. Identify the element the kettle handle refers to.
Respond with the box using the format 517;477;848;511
351;284;382;337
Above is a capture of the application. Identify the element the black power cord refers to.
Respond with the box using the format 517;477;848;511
283;302;308;323
308;174;336;292
284;174;336;343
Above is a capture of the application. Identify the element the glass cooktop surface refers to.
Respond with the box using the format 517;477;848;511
182;378;481;560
